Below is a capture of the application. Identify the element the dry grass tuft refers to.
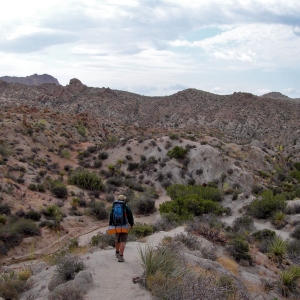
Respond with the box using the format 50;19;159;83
217;256;239;276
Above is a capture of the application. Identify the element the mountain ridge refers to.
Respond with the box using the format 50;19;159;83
0;73;60;86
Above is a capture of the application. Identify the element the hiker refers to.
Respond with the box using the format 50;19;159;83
108;195;134;262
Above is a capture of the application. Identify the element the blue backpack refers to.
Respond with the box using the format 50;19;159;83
112;201;127;226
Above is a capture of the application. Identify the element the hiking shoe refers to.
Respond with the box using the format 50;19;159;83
118;255;124;262
115;252;120;259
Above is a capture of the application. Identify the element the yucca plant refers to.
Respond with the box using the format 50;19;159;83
271;211;287;229
278;266;300;296
138;244;185;280
268;238;287;264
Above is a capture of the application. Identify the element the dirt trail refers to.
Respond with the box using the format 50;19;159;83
78;195;170;246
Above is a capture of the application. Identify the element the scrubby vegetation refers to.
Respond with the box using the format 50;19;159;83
69;168;104;191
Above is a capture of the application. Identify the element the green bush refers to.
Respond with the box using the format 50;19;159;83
167;146;188;159
127;162;140;171
98;152;108;160
130;223;154;238
247;190;287;219
43;205;63;221
226;236;252;263
69;168;104;191
159;194;225;221
89;201;108;220
290;170;300;181
25;209;41;221
252;229;276;242
232;216;255;233
10;218;41;237
0;204;11;215
50;179;68;198
90;232;115;248
167;184;223;202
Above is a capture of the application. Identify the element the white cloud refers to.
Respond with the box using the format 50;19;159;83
254;88;272;96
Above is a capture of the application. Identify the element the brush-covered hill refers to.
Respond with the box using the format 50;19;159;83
0;79;299;153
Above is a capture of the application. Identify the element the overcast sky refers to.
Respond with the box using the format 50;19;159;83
1;0;300;97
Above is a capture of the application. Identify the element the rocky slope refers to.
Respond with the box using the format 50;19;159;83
0;79;299;153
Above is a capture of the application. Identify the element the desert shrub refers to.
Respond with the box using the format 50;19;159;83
0;271;28;300
290;170;300;181
89;201;108;220
93;159;102;168
125;154;132;161
69;168;104;191
186;221;227;244
0;204;11;215
227;236;252;263
10;218;41;237
251;184;264;195
277;265;300;297
39;220;61;230
0;215;7;225
287;240;300;265
167;184;223;202
232;216;255;233
105;194;115;203
90;232;115;248
187;178;195;186
167;146;188;159
55;255;85;281
130;223;154;238
252;229;276;242
169;133;179;140
49;284;83;300
98;151;109;160
152;213;180;232
49;179;68;198
247;190;287;219
28;183;38;191
159;194;225;221
285;203;300;215
106;176;123;187
161;179;172;189
127;162;139;171
43;205;63;221
291;225;300;240
130;195;156;215
124;179;144;192
268;237;287;264
173;232;201;251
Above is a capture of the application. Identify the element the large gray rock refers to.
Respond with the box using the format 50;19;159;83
48;275;66;291
74;270;93;293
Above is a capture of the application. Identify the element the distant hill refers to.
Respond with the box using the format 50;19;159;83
260;91;300;101
0;73;60;86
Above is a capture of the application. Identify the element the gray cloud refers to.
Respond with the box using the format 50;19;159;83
0;32;77;53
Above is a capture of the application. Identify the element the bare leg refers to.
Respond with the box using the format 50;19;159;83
115;242;120;252
119;242;125;255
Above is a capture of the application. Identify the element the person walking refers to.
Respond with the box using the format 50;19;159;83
108;195;134;262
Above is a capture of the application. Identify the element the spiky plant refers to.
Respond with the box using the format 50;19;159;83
268;238;287;264
278;266;300;297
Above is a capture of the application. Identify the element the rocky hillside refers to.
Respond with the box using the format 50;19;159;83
0;74;60;86
0;79;299;153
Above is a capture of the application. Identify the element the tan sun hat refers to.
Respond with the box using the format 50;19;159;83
117;195;126;201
